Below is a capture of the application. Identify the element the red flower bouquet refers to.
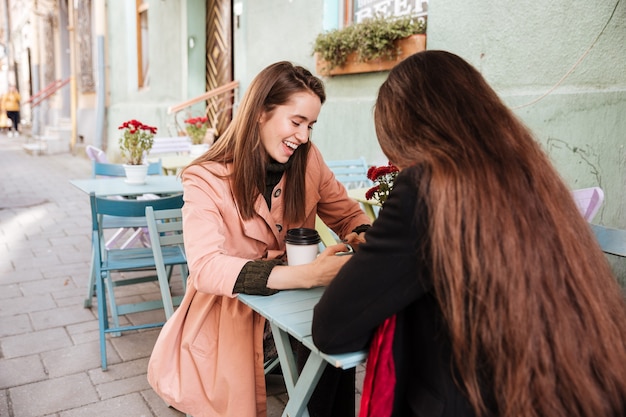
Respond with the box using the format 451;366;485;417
118;119;157;165
365;162;399;205
184;116;211;145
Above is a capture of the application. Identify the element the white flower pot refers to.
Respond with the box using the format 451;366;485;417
190;144;209;157
123;164;149;185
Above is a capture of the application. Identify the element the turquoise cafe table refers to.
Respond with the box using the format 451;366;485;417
239;287;367;417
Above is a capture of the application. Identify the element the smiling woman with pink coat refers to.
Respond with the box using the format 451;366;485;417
147;62;371;417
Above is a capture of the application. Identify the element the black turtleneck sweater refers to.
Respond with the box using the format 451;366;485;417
232;159;370;296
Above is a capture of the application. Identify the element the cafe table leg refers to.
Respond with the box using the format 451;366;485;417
282;354;326;417
271;323;326;417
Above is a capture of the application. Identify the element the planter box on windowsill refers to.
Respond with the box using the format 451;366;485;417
315;34;426;77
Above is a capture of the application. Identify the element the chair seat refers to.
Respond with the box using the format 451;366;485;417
103;246;186;271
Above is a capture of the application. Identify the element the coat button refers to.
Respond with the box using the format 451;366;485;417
276;224;283;232
274;188;282;198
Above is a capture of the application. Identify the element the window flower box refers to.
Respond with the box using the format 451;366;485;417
315;34;426;76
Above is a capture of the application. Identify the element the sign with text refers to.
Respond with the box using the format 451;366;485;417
353;0;428;23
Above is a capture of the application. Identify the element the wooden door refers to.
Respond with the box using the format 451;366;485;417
205;0;233;136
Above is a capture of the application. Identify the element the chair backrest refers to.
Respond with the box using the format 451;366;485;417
590;224;626;258
145;207;185;249
148;136;192;156
145;206;186;318
92;160;163;178
90;192;184;232
86;145;108;162
326;157;372;190
571;187;604;222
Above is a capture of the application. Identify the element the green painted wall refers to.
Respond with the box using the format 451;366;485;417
103;0;625;278
237;0;625;277
106;0;187;156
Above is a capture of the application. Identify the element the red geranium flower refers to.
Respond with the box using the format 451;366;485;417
366;162;399;205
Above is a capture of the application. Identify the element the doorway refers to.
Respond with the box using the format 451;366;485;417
205;0;234;135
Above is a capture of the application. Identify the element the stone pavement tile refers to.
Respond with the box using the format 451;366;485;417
267;394;288;417
42;340;112;378
1;328;73;358
141;389;185;417
0;354;48;389
96;374;152;400
49;283;84;301
31;305;94;331
19;276;78;296
56;293;90;308
10;373;99;417
89;357;149;385
0;389;8;417
66;320;100;345
0;293;56;317
13;254;62;271
0;282;22;300
58;393;153;417
44;262;91;279
109;330;160;363
0;312;32;337
0;268;44;285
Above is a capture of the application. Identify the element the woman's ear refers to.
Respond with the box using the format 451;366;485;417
258;111;267;124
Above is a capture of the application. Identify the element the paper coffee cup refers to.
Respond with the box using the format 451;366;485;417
285;228;321;266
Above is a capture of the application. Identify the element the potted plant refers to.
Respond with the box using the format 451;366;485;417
118;119;157;184
313;14;427;76
184;116;216;156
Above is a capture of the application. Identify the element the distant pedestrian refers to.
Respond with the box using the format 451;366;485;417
2;85;21;136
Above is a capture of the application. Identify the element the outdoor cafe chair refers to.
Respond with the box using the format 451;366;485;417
326;157;372;190
571;186;604;222
83;159;163;308
90;192;186;370
145;206;188;320
591;224;626;258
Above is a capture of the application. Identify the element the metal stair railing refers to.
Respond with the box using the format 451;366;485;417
24;77;71;108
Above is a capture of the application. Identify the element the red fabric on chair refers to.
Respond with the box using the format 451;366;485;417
359;314;397;417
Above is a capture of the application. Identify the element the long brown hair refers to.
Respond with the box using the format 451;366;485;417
183;61;326;222
375;50;626;417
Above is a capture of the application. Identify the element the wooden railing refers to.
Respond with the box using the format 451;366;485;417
24;78;71;108
168;80;239;137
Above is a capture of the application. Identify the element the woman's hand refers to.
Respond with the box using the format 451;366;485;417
343;231;367;251
267;243;353;290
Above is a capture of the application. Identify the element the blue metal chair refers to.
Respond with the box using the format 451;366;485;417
90;192;186;370
591;224;626;258
326;157;372;190
84;160;163;308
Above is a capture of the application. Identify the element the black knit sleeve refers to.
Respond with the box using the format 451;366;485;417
232;259;285;296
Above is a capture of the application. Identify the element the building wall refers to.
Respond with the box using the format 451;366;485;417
105;0;187;159
103;0;625;249
235;0;625;276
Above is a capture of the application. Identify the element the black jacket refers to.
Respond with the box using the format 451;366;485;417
313;166;476;417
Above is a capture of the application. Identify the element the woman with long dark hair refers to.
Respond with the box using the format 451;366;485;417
313;50;626;417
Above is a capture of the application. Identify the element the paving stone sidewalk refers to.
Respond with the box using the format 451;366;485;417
0;135;363;417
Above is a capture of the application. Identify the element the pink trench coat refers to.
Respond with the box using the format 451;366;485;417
148;145;371;417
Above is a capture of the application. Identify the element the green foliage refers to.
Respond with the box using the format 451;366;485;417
313;14;427;70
